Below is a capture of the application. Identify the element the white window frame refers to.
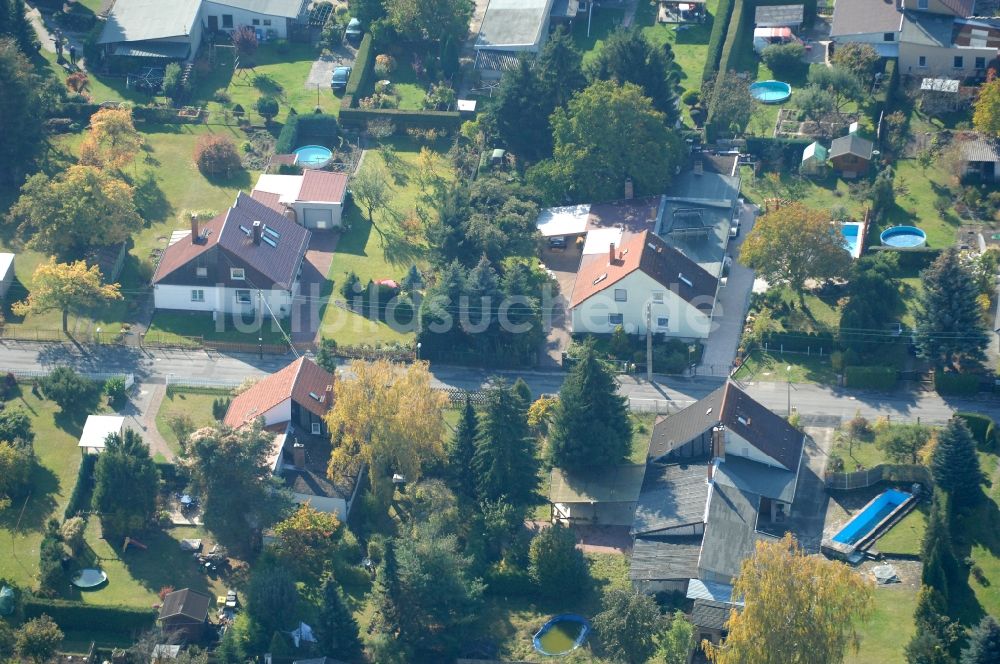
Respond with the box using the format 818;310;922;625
918;56;927;68
230;267;245;281
608;313;624;326
263;18;272;26
614;289;627;302
311;422;321;435
657;316;670;328
235;289;252;304
191;289;205;302
196;266;208;278
976;57;986;70
954;56;964;69
652;291;664;303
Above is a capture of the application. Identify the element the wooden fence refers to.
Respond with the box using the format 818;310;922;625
825;463;932;491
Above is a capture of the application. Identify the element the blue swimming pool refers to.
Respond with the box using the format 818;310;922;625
293;145;333;169
880;225;927;248
749;80;792;104
840;222;862;259
533;614;591;656
832;489;912;546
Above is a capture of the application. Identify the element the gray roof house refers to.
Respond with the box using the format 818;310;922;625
630;382;806;595
474;0;558;77
961;134;1000;182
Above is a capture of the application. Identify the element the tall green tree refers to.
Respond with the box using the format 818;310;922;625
839;253;905;356
487;57;552;162
536;27;586;108
915;248;990;370
529;81;683;203
370;537;402;637
92;428;159;538
830;42;880;82
15;615;63;664
245;562;299;637
472;380;539;506
875;423;930;464
385;0;472;43
808;65;862;113
659;611;696;664
973;77;1000;137
592;589;664;664
590;28;679;124
529;523;589;599
0;38;43;184
962;616;1000;664
316;579;363;663
921;489;959;603
446;396;478;502
9;0;38;55
548;340;632;470
931;418;982;508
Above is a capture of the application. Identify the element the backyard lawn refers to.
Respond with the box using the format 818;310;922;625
145;311;291;346
155;388;229;456
637;0;718;95
875;505;926;556
733;349;837;385
845;585;918;664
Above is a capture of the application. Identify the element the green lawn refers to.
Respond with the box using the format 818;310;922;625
629;413;655;463
145;311;291;346
845;586;919;664
880;159;960;249
637;0;718;95
319;138;451;346
572;7;627;67
829;437;889;472
0;391;98;588
155;389;228;456
875;505;926;556
733;349;837;385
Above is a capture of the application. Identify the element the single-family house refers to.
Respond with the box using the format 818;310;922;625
474;0;557;77
549;464;647;526
158;588;211;640
960;134;1000;182
800;141;828;176
152;192;311;317
98;0;307;61
224;356;334;435
754;4;804;28
829;0;904;58
829;132;874;177
630;382;805;592
0;253;13;301
251;171;348;229
78;415;126;454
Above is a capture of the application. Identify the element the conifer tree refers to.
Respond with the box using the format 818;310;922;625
316;579;363;663
921;490;959;603
548;340;632;470
931;418;982;508
9;0;38;55
915;248;989;370
962;616;1000;664
472;381;539;506
370;538;401;637
446;396;478;502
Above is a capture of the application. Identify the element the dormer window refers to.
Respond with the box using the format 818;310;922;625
231;267;245;280
196;266;208;277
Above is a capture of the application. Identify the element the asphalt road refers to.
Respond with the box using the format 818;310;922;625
2;340;997;424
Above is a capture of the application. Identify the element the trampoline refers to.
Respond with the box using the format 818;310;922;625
71;568;108;589
293;145;333;169
749;80;792;104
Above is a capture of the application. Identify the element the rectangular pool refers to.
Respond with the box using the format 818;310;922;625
840;222;863;259
832;489;912;545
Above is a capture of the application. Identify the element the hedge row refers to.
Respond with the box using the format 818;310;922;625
745;136;812;167
761;331;835;354
844;365;897;390
935;370;981;396
339;107;462;132
702;0;736;81
274;113;339;154
345;33;374;98
955;412;997;451
716;0;749;77
64;454;96;519
23;597;156;633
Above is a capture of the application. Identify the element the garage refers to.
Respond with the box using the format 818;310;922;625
303;207;334;229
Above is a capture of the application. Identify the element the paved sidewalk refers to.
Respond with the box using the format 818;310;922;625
120;383;174;461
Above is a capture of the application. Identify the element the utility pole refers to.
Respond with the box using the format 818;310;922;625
786;365;792;417
258;289;264;359
646;302;653;383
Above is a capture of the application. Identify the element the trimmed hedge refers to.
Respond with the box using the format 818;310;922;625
935;370;981;396
345;34;374;98
64;454;96;519
339;107;462;132
956;412;996;451
716;0;748;77
23;597;156;633
274;113;339;154
702;0;736;81
844;365;897;390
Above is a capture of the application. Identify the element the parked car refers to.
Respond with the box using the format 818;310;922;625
331;66;352;91
548;236;568;251
345;18;362;44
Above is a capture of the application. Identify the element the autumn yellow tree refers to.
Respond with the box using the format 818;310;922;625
704;533;874;664
13;259;122;332
973;77;1000;137
325;359;448;505
271;503;345;584
79;107;144;171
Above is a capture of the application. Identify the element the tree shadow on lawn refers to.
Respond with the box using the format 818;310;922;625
202;167;253;191
947;491;1000;627
115;528;215;597
52;388;103;435
0;465;60;533
131;171;173;225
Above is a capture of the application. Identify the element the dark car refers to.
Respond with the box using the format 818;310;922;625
548;236;568;251
345;18;363;44
331;66;352;92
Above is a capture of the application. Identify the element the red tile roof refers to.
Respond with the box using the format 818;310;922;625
570;230;717;309
298;171;348;203
250;190;283;213
224;357;334;428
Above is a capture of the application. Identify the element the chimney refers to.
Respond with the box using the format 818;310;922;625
712;425;726;460
624;178;634;200
292;442;306;469
190;214;199;243
252;220;262;245
609;242;616;264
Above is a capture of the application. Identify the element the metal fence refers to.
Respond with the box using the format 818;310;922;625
165;375;243;390
825;463;932;491
0;367;134;389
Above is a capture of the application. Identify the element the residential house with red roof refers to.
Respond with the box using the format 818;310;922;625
152;192;310;317
251;171;348;229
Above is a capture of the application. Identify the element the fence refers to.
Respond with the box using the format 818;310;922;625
825;463;932;491
165;375;242;390
1;367;134;388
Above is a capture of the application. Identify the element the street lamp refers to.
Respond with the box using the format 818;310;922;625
416;342;422;360
786;365;792;417
258;336;263;360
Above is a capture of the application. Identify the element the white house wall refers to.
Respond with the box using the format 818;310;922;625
153;284;293;316
201;1;291;38
724;429;787;470
292;201;343;228
260;398;292;427
570;271;712;338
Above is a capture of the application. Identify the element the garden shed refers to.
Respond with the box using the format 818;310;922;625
0;253;13;301
549;464;647;526
78;415;126;454
799;141;828;176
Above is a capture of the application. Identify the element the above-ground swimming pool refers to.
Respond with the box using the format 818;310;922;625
293;145;333;169
839;222;863;259
749;80;792;104
833;489;913;546
71;568;108;589
533;614;590;656
880;225;927;248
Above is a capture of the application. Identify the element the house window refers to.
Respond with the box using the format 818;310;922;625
657;316;670;328
918;56;928;68
263;19;272;26
222;14;233;28
191;289;205;302
311;422;321;435
230;267;245;280
976;57;987;70
883;32;894;42
652;291;664;303
614;288;628;302
917;0;927;7
196;266;207;277
235;289;252;304
252;18;260;25
954;56;964;69
609;313;624;326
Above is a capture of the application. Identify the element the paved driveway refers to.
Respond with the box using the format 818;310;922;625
290;230;338;343
539;246;583;367
699;203;758;375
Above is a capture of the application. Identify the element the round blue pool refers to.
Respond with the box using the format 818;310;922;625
880;225;927;248
533;614;590;656
749;80;792;104
293;145;333;169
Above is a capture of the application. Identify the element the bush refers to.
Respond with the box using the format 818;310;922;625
231;25;258;56
256;96;279;122
956;412;996;451
64;454;97;519
40;368;95;412
935;370;981;396
212;397;231;421
529;524;588;600
346;34;375;98
339;107;461;132
0;372;16;401
702;0;735;81
194;135;242;177
843;366;897;390
213;88;232;104
374;54;396;77
274;113;339;154
161;62;188;104
681;90;700;106
103;376;126;406
761;42;806;77
22;597;155;634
